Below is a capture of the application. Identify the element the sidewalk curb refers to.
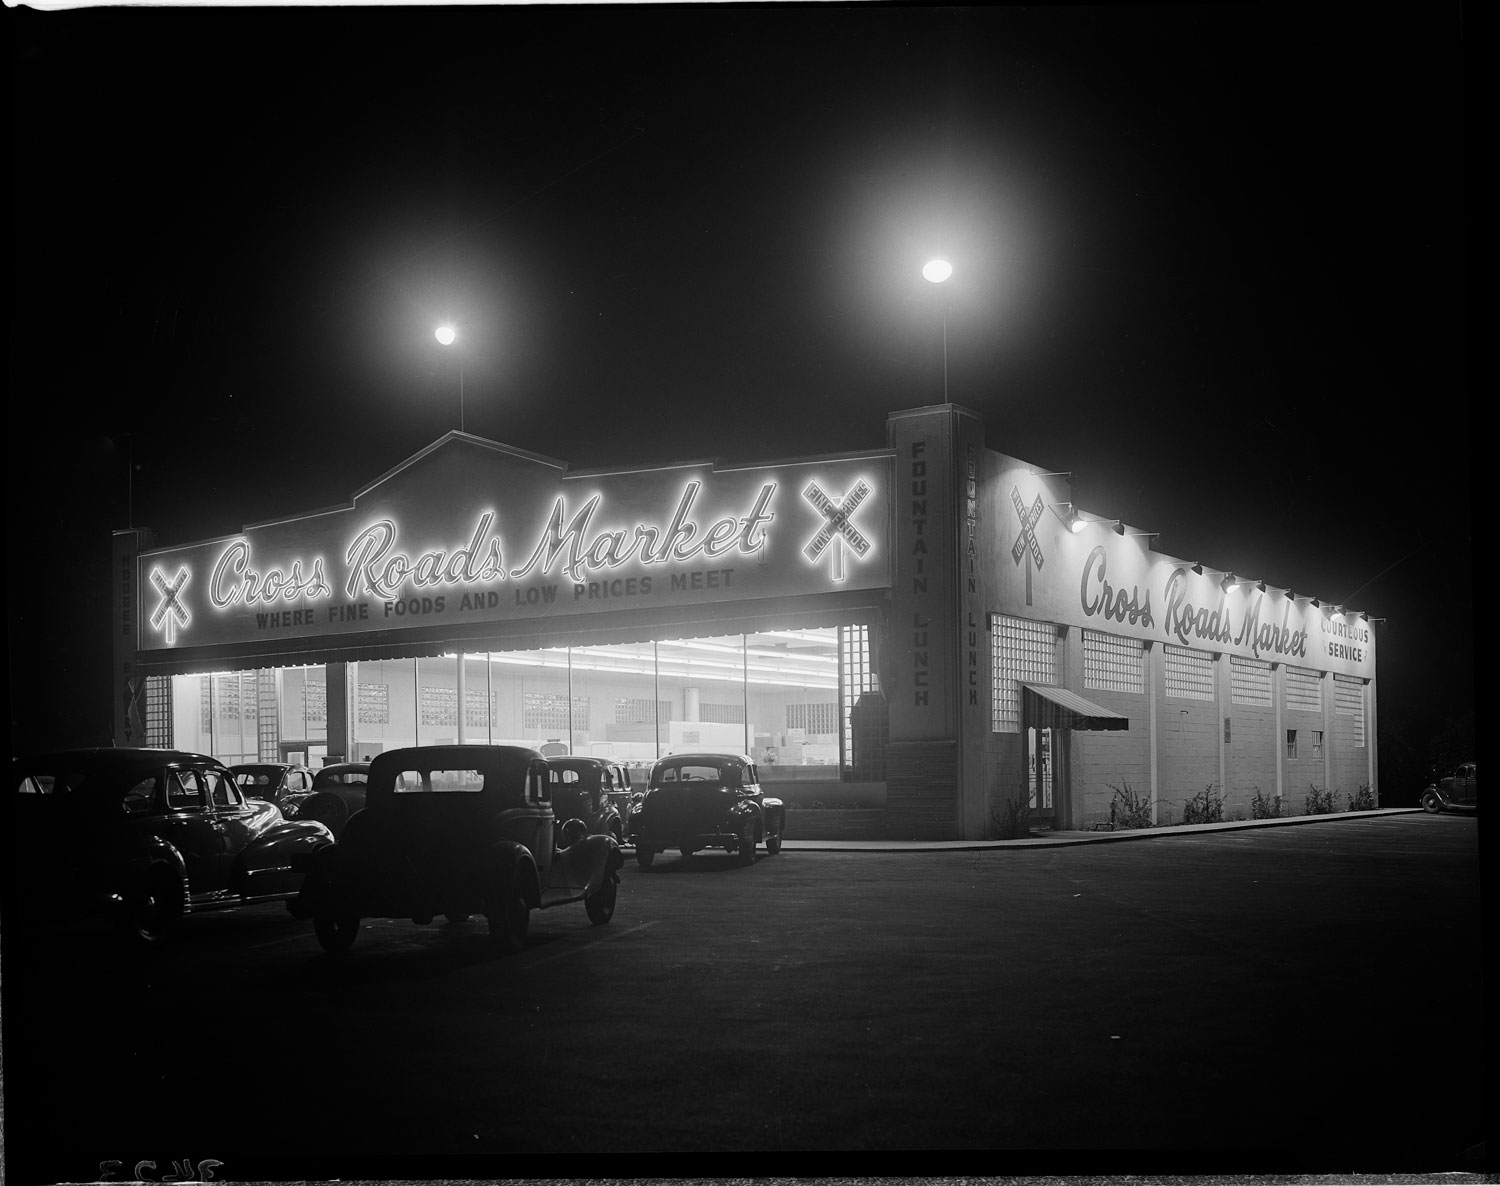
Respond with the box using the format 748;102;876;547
776;807;1424;853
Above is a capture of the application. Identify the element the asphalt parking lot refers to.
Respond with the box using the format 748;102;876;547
0;811;1484;1179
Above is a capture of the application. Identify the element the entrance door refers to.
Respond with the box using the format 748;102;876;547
1027;726;1056;823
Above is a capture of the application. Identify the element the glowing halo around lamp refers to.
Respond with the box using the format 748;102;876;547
435;325;457;346
922;258;953;284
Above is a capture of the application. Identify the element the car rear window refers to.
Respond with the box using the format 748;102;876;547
391;767;484;793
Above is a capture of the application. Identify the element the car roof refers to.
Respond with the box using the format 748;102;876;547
652;753;754;767
14;747;224;775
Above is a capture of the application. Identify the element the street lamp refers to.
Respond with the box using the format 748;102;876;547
922;259;952;400
435;325;463;431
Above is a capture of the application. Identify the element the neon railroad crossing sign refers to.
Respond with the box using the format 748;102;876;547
1011;486;1044;606
149;565;192;644
802;479;873;582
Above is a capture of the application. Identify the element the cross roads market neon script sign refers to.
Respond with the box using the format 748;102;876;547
141;469;884;650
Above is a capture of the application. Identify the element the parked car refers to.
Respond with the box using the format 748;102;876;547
230;761;316;814
293;761;371;838
290;745;623;955
7;748;333;944
548;756;630;844
1421;762;1478;814
629;752;784;868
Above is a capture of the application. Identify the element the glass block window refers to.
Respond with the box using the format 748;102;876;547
1083;630;1143;694
1335;675;1366;747
525;692;589;730
615;698;670;724
200;676;212;731
257;670;279;759
1285;666;1323;712
991;614;1059;733
358;683;390;725
700;701;745;724
1231;657;1273;707
786;702;839;733
145;675;172;748
840;623;876;759
1164;645;1215;701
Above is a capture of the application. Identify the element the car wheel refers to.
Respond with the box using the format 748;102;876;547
486;865;530;955
122;866;183;945
585;876;618;925
314;911;360;954
1422;791;1443;814
765;823;783;856
740;829;756;865
636;845;655;868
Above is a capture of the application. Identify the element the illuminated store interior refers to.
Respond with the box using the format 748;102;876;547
170;624;883;779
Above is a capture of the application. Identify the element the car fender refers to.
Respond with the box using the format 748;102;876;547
234;818;333;898
761;797;785;835
107;837;188;920
551;833;621;898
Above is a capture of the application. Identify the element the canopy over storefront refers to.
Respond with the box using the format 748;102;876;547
1022;683;1130;731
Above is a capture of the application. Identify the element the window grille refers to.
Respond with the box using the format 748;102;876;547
1285;666;1322;713
1334;675;1366;747
991;614;1058;733
1286;729;1297;759
465;690;496;729
302;682;327;724
786;702;839;734
420;686;456;727
1313;730;1324;759
1164;645;1215;701
1083;630;1143;694
1231;657;1273;707
525;692;589;731
615;698;670;724
700;702;745;724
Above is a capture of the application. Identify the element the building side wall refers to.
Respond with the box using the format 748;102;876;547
1226;697;1277;818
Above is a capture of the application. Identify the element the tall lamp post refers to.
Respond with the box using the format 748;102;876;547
435;324;463;431
922;258;953;401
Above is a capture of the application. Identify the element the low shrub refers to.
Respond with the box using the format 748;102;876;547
1346;784;1376;811
1304;785;1335;815
1251;788;1282;819
1106;780;1154;830
1182;782;1225;825
991;791;1033;840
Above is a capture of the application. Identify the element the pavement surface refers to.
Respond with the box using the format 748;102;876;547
774;806;1427;851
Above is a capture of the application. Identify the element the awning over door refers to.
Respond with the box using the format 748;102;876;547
1022;684;1130;731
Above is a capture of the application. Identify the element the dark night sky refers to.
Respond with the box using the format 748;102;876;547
6;3;1471;769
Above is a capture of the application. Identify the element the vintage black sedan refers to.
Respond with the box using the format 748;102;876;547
1421;762;1478;814
230;761;316;813
7;748;334;944
293;761;370;838
548;756;630;844
629;752;784;868
291;745;623;955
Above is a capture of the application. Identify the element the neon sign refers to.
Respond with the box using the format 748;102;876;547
210;539;333;608
511;481;777;584
148;566;191;644
801;479;873;582
345;512;507;599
